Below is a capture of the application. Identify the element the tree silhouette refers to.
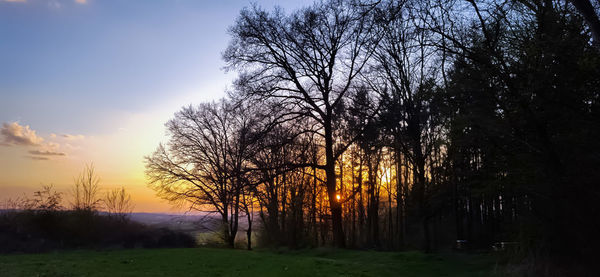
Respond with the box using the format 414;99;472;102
224;0;384;248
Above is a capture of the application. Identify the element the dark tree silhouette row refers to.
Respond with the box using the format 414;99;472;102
145;0;600;268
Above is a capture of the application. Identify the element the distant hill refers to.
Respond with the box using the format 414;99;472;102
127;212;223;233
128;212;203;225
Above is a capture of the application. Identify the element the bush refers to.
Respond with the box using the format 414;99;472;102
0;209;196;253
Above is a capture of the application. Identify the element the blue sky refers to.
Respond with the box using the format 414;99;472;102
0;0;311;212
0;0;308;134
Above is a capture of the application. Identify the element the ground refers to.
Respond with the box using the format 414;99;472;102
0;248;497;276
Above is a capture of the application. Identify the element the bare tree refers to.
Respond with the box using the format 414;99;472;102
369;0;450;252
241;188;255;250
104;187;134;220
71;164;101;211
31;185;63;211
145;98;270;248
1;195;29;211
224;0;383;247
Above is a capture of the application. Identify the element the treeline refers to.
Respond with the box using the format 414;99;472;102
0;165;194;253
145;0;600;267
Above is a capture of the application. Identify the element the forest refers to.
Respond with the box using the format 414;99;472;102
143;0;600;273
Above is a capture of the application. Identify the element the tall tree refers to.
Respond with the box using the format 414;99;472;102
441;0;600;263
224;0;383;247
145;99;269;247
371;0;447;251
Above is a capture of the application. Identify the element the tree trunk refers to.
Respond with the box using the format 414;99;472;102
358;159;365;245
395;149;404;248
229;191;240;248
246;206;252;250
351;155;357;247
570;0;600;47
312;165;318;246
325;117;345;248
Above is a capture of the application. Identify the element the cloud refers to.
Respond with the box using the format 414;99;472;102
0;122;85;161
1;122;44;146
64;143;82;151
2;0;27;3
48;0;61;9
62;134;85;140
45;142;60;149
75;0;86;4
29;150;66;156
26;156;49;161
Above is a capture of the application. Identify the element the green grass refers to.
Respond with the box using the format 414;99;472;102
0;248;497;277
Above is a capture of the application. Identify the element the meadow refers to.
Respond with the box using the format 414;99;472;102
0;248;496;277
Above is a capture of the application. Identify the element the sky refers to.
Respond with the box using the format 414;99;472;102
0;0;311;213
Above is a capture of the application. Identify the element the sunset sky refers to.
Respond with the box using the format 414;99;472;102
0;0;310;212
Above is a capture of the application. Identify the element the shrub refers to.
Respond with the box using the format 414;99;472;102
0;209;196;253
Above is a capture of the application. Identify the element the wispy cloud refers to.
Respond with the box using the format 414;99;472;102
64;143;82;151
1;122;44;146
45;142;60;149
1;0;89;7
48;0;61;9
29;150;66;156
62;134;85;140
26;156;49;161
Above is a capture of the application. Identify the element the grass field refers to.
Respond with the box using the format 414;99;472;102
0;248;497;276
